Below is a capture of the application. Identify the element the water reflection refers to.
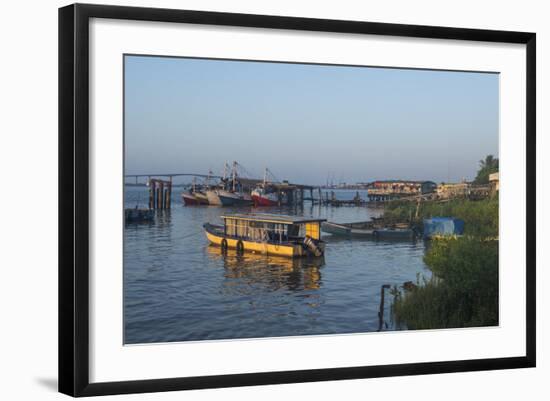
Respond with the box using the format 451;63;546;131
206;246;324;292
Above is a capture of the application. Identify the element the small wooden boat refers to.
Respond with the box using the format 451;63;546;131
204;213;326;257
322;220;416;240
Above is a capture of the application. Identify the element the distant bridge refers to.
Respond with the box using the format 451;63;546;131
125;173;222;179
124;173;223;185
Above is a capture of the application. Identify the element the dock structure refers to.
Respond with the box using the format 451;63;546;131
366;180;437;202
148;178;172;209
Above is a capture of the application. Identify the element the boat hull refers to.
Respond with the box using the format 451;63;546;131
194;192;209;205
218;191;253;206
321;222;353;235
322;221;415;240
182;193;202;206
206;190;223;205
251;194;278;206
373;228;415;240
204;223;324;257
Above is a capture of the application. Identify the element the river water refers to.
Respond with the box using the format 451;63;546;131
124;187;430;344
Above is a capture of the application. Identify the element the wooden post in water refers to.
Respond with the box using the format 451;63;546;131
159;181;165;210
377;284;391;332
149;179;154;209
167;177;172;209
165;179;171;209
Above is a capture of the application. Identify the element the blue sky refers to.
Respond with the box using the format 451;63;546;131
124;55;499;185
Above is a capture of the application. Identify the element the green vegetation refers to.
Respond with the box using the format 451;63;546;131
388;197;499;330
384;197;498;238
474;154;499;184
392;237;498;329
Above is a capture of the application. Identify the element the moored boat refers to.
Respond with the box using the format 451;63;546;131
194;191;209;204
204;213;326;257
322;220;416;240
251;187;279;206
182;177;210;206
182;191;209;205
206;189;223;205
217;190;253;206
182;192;200;205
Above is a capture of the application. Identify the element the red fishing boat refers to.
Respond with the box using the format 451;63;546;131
251;187;279;206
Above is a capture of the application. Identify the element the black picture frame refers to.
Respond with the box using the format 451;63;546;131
59;3;536;397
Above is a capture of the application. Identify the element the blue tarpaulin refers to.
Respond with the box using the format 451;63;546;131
423;217;465;239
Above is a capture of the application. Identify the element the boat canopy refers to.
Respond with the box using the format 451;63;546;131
220;213;326;225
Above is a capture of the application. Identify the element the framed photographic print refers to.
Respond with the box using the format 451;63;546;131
58;3;536;397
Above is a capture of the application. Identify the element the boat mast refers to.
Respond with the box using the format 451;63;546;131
232;161;237;192
206;170;212;187
222;162;228;190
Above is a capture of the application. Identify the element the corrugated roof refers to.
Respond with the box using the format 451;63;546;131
221;213;326;224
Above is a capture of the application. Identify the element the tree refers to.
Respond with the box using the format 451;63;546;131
474;155;499;184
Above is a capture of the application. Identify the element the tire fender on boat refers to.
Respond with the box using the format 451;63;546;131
236;240;244;254
221;238;228;252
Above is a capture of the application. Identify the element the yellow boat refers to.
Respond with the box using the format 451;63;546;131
203;213;326;257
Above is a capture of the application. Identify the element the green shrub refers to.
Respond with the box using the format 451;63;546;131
393;237;498;329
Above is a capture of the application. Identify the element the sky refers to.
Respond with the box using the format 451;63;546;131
124;55;499;185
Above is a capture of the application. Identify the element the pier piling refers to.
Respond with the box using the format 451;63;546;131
377;284;391;331
148;178;172;210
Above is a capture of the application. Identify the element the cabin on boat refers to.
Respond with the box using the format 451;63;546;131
203;213;326;257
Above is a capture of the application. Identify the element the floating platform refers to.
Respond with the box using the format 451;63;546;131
125;208;154;223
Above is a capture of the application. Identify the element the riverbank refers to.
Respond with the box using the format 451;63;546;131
387;197;499;329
